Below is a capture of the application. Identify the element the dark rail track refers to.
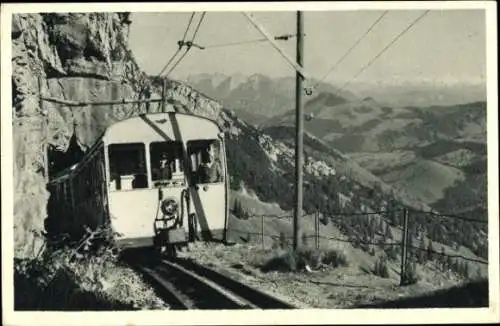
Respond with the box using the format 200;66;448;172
127;251;295;310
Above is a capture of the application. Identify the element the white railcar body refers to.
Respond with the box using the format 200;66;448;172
46;112;229;251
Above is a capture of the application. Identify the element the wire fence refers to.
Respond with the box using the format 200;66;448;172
228;207;488;284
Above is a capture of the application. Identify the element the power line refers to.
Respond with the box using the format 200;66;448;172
181;12;196;43
157;12;198;77
312;10;388;90
203;33;302;49
205;38;269;48
134;11;198;103
337;10;431;94
190;12;206;42
164;12;207;78
241;12;312;82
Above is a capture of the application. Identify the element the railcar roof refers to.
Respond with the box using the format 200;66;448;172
103;112;222;145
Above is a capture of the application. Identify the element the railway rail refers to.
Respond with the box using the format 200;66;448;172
132;256;295;310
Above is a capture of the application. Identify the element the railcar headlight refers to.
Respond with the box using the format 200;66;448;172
161;198;178;216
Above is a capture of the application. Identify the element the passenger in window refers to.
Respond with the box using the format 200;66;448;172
196;145;222;183
132;161;148;189
157;152;173;180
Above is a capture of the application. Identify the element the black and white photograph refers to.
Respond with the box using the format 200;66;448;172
1;1;499;325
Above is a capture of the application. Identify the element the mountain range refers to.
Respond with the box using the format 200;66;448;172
184;73;488;259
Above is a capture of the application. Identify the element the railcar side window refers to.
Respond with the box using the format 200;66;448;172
187;139;224;184
108;143;147;191
150;141;184;186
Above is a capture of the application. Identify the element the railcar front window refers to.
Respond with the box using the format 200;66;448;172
150;141;184;187
108;143;147;191
187;139;224;184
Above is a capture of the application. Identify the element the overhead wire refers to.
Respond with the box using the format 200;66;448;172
181;12;196;43
190;11;206;42
164;12;207;78
335;10;431;95
311;10;389;90
157;12;197;77
241;12;312;82
204;38;269;48
202;34;301;49
135;12;198;104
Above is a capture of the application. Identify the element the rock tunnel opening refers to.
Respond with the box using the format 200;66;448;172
45;133;85;238
47;133;85;179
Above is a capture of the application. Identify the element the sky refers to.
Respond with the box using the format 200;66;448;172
128;10;486;86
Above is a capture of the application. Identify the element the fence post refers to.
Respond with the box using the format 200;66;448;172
261;215;265;249
400;208;409;286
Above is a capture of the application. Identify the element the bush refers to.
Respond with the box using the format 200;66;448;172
319;248;348;268
301;233;309;247
261;247;348;273
403;261;419;285
278;232;288;249
261;250;298;272
385;245;399;261
14;245;167;310
369;246;376;256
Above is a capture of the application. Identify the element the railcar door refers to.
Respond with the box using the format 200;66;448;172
187;138;227;241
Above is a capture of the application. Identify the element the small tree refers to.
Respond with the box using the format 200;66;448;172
417;236;427;264
384;223;393;240
232;199;246;219
463;262;470;279
301;233;308;247
373;254;389;278
404;261;419;285
360;233;370;252
385;245;398;261
378;218;385;235
438;247;446;270
368;217;377;240
279;232;288;249
427;239;435;261
369;246;376;256
407;232;415;260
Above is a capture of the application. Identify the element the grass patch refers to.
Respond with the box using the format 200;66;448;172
14;247;167;310
260;247;348;273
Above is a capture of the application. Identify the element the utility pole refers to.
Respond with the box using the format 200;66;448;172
400;208;409;285
293;11;304;251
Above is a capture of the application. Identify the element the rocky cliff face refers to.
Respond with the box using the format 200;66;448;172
11;12;237;258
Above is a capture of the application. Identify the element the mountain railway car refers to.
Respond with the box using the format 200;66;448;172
45;112;229;255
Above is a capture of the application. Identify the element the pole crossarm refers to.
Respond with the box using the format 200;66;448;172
242;12;312;83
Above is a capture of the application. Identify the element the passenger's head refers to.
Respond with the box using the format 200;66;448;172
160;152;169;163
201;145;215;163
